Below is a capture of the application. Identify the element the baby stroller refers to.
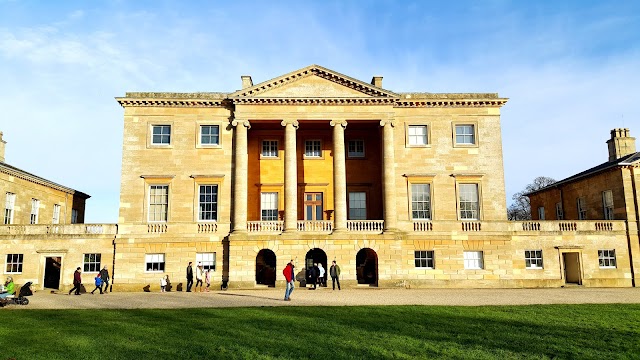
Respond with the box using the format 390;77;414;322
4;282;32;306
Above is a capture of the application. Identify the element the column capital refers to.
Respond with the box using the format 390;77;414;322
330;119;348;128
231;119;251;129
379;119;397;127
280;119;299;128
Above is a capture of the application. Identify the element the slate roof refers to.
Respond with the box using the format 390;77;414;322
526;152;640;197
0;161;90;198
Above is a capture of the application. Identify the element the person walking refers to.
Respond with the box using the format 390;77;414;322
308;263;318;290
330;260;341;290
195;263;204;292
186;262;194;292
318;263;326;287
68;267;82;295
99;266;110;294
283;259;295;301
205;269;211;292
160;275;168;292
91;273;103;294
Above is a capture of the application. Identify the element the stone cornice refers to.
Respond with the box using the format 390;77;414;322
116;97;228;108
395;99;508;108
232;97;398;105
0;162;90;198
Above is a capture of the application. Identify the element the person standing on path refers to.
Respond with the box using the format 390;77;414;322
99;266;110;294
160;275;168;292
318;263;326;287
195;262;204;292
186;262;194;292
205;269;211;292
330;261;341;290
283;259;295;301
308;263;319;290
68;267;82;295
91;273;103;294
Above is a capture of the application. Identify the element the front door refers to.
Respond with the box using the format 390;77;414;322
44;257;62;289
304;193;323;220
563;252;582;285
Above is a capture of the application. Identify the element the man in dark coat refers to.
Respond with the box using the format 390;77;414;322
330;260;341;290
68;267;82;295
308;263;319;290
186;262;194;292
99;266;110;294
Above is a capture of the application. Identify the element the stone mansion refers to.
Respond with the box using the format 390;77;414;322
1;65;639;291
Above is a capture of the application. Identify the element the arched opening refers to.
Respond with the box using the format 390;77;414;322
356;248;378;286
256;249;276;287
305;248;328;287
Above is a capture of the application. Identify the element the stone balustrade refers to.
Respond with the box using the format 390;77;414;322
297;220;333;232
346;220;384;233
404;220;627;233
247;221;284;233
0;224;118;236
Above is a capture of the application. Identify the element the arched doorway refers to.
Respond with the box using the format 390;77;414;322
256;249;276;287
356;248;378;286
305;248;328;287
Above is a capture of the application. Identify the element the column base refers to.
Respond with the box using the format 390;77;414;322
332;228;348;234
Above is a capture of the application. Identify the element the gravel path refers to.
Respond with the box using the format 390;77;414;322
4;287;640;310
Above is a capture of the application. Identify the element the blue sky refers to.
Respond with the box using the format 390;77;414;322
0;0;638;223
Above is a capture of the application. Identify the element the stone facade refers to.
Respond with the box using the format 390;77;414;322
1;66;637;292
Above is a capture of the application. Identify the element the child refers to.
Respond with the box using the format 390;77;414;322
91;274;103;294
160;275;168;292
205;269;211;292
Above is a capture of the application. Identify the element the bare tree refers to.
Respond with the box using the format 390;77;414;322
508;176;556;220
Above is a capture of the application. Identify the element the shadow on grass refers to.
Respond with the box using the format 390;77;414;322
1;304;639;359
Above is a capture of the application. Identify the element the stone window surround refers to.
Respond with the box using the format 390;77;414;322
141;175;175;223
260;139;280;159
452;121;479;148
190;175;224;223
347;139;366;158
525;250;544;269
347;190;367;220
463;251;484;269
4;253;23;274
404;174;435;221
598;249;617;268
404;122;431;148
452;174;483;221
83;253;102;273
147;121;174;149
414;250;435;269
304;139;323;159
195;121;224;149
602;190;614;220
145;253;166;273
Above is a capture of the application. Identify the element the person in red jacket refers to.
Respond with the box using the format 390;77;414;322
283;260;295;301
68;267;82;295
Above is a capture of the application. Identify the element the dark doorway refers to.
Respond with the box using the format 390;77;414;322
256;249;276;287
356;248;378;286
305;248;328;287
44;257;62;289
563;252;582;285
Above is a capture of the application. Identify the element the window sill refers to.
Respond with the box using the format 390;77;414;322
525;267;544;270
260;156;281;160
599;266;617;269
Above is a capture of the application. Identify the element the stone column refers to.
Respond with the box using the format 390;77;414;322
281;119;299;231
331;119;348;231
232;119;250;232
380;119;397;231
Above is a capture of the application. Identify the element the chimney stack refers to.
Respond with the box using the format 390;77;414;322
607;128;636;162
241;76;253;89
0;132;5;163
371;76;383;88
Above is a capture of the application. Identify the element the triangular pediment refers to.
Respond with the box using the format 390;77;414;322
230;65;399;99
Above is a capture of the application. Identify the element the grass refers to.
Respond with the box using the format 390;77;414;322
1;304;639;359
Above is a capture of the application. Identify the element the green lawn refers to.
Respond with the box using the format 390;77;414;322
1;304;639;359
